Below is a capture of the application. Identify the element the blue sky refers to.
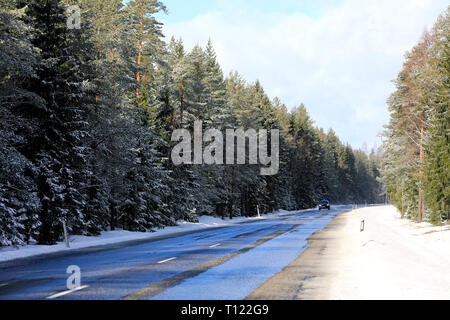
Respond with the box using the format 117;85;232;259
153;0;449;150
156;0;344;23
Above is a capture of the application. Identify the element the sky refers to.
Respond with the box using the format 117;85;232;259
154;0;449;151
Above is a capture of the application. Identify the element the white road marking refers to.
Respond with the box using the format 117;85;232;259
0;283;7;288
209;243;221;248
47;285;89;299
157;257;177;264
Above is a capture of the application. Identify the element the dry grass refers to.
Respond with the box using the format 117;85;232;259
423;229;450;235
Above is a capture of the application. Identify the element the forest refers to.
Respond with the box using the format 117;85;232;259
0;0;383;246
381;7;449;224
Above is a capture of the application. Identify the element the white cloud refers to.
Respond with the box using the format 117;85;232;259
161;0;449;149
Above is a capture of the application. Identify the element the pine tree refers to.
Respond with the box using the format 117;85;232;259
126;0;166;100
382;6;449;224
423;8;450;223
18;0;95;244
0;0;42;245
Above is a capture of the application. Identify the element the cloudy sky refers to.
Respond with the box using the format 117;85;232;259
155;0;449;150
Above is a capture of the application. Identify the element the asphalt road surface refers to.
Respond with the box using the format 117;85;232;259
0;206;351;300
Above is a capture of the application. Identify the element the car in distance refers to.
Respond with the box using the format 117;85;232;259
318;200;330;210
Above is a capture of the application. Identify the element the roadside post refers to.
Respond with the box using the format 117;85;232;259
62;220;70;248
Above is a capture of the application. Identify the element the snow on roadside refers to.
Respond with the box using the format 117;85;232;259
381;206;450;258
327;205;450;300
0;208;309;263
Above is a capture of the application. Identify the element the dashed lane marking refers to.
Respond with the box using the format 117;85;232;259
157;257;177;264
47;285;89;299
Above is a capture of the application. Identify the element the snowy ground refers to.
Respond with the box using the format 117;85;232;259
327;205;450;299
0;209;310;263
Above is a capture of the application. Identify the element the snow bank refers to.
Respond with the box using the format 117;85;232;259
0;209;305;263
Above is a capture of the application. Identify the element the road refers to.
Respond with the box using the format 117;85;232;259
0;206;351;300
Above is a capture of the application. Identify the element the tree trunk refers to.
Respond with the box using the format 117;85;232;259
111;47;116;101
418;119;425;221
109;200;116;231
136;1;144;99
95;2;103;104
179;80;185;126
401;186;405;219
230;166;235;219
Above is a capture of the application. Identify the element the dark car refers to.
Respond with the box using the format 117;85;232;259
318;200;330;210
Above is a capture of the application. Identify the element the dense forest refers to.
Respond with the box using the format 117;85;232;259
0;0;383;246
382;7;449;224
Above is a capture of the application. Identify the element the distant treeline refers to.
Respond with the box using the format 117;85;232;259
382;7;449;224
0;0;383;246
